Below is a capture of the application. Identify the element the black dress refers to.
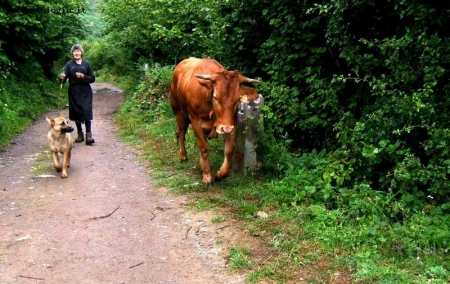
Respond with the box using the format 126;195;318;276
62;60;95;122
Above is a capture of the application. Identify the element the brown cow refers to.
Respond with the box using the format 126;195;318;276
170;57;260;184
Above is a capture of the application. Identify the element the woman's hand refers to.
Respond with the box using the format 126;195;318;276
59;73;66;80
75;72;84;79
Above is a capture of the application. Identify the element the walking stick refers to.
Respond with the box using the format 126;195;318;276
58;80;63;116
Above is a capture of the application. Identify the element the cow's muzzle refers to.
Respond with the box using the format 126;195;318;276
217;125;234;134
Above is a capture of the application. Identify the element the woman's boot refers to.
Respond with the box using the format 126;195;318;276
75;132;84;143
85;132;95;145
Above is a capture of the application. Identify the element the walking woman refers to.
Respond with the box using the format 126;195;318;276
59;44;96;145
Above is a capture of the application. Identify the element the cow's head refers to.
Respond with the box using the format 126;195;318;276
195;71;260;134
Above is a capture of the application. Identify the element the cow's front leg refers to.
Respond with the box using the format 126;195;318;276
215;132;235;181
199;149;212;184
192;121;212;184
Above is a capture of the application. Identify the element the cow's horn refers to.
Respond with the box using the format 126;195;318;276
194;74;212;80
243;77;260;83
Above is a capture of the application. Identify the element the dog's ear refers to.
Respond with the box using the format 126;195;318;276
46;117;55;126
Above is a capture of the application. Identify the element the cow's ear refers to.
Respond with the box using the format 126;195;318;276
240;88;260;102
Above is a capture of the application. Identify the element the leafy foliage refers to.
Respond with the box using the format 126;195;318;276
0;0;87;77
80;0;105;40
0;0;91;146
117;63;174;124
215;0;450;211
98;0;450;209
0;70;60;147
98;4;450;275
100;0;217;66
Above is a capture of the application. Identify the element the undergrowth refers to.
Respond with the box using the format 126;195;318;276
114;64;450;283
0;65;65;148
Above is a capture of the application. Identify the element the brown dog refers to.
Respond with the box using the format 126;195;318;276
46;117;74;178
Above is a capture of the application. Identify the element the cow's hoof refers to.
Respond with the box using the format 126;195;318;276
202;174;212;184
215;170;228;181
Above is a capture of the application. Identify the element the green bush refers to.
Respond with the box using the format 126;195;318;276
0;67;59;147
117;63;174;124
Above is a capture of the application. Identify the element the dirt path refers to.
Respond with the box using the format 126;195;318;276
0;83;246;284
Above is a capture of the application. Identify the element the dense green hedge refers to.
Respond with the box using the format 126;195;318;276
95;0;450;212
251;1;450;212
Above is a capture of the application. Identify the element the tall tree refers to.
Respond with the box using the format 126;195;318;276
0;0;86;78
101;0;216;66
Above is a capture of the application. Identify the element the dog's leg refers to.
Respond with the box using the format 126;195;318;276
52;152;62;172
61;151;70;178
68;150;71;168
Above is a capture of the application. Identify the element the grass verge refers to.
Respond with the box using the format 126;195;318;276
113;77;449;283
114;98;351;283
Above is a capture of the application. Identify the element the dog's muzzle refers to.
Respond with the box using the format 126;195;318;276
62;126;74;133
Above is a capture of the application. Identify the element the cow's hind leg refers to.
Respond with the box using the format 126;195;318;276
175;114;189;162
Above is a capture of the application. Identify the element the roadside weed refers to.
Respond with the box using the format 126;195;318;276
212;215;228;223
188;198;215;212
229;246;254;270
31;150;53;175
